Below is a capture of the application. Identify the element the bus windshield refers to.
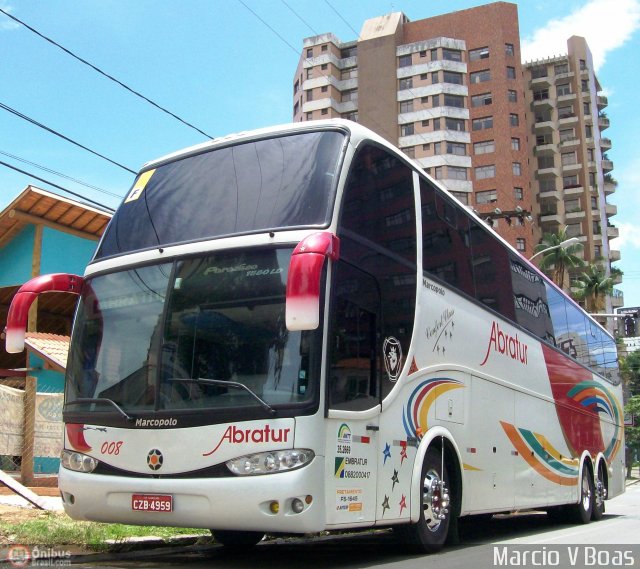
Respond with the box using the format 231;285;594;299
95;130;346;259
65;248;321;422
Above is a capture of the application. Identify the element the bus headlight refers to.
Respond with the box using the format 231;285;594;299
61;450;98;473
226;449;314;476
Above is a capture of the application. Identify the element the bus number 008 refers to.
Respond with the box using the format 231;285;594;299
100;441;123;455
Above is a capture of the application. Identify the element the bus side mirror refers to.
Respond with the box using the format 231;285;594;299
286;232;339;331
5;273;84;353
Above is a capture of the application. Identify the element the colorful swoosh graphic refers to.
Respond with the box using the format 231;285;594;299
402;377;464;439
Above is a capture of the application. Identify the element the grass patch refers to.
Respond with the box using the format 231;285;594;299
0;512;210;551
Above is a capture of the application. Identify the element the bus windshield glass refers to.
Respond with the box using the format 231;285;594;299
65;248;321;420
95;130;346;259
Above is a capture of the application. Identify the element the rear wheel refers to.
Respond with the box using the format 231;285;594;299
546;463;594;524
394;447;452;553
592;461;606;521
212;530;265;547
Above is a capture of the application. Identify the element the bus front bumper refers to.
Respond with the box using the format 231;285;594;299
58;456;326;533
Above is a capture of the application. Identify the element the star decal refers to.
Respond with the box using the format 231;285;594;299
391;469;399;490
399;494;407;516
400;441;408;465
382;442;391;464
381;495;390;516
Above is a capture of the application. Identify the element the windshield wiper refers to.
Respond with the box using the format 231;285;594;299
65;398;133;422
168;377;276;416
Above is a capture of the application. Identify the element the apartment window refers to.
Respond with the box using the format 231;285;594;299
585;125;593;138
445;117;465;131
306;68;313;79
400;100;414;113
530;65;547;79
533;89;549;101
431;71;440;84
432;94;441;107
341;46;357;58
535;111;552;123
444;94;465;108
557;83;571;96
399;54;412;67
431;48;438;61
306;112;313;120
540;178;556;192
566;224;582;238
554;63;569;75
559;128;575;142
402;146;415;159
422;120;430;127
511;137;520;151
565;198;580;212
477;189;498;204
321;108;328;115
447;142;466;156
400;123;415;136
558;106;574;119
594;245;601;257
433;118;441;130
343;111;358;121
589;172;596;187
451;192;469;205
508;89;518;102
341;67;358;80
469;47;489;61
473;116;493;131
321;63;328;70
420;50;427;58
563;174;579;188
472;92;492;107
341;89;358;102
421;96;429;104
448;167;468;180
443;71;464;85
512;162;522;176
321;85;328;92
580;59;587;70
306;48;313;58
538;156;555;169
537;134;552;145
510;113;519;126
583;102;591;114
399;77;413;90
321;44;328;52
306;90;313;102
505;43;514;56
420;74;429;81
476;165;496;180
293;101;299;115
442;48;462;62
516;238;526;252
587;148;595;162
293;80;300;95
433;142;443;155
434;166;443;179
474;140;495;155
506;66;516;79
581;79;589;92
514;187;523;200
470;69;490;84
562;152;577;166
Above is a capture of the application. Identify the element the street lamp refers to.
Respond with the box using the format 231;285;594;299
529;237;580;261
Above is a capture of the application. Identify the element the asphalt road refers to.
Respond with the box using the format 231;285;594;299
74;483;640;569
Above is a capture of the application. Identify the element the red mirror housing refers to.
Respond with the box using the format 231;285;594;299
5;273;84;353
286;232;339;331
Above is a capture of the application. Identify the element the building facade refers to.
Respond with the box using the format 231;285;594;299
292;2;535;253
524;36;621;309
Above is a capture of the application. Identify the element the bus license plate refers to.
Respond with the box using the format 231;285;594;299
131;494;173;512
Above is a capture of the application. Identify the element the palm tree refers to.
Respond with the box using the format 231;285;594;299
573;263;614;312
533;227;584;290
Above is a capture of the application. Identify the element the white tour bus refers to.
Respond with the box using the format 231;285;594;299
6;120;624;552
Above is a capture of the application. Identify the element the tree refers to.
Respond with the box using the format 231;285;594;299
624;396;640;478
620;350;640;396
534;227;584;290
572;263;613;313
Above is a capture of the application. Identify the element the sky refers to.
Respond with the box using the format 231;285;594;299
0;0;639;305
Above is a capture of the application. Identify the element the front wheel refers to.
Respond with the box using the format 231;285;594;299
394;447;452;553
212;530;265;547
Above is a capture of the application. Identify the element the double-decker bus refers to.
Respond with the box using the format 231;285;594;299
6;120;624;552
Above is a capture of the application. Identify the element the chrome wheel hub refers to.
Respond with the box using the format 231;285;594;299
423;468;450;532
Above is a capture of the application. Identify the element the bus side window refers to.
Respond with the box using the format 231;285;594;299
328;261;381;411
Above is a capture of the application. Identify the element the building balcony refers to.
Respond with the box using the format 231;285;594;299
557;93;577;103
599;116;610;130
607;225;619;239
532;98;554;110
597;95;608;109
537;166;560;178
606;203;617;217
566;210;585;220
602;159;614;172
530;75;552;88
604;182;616;195
600;137;612;151
559;137;580;148
610;249;621;262
437;179;473;193
591;208;600;219
561;162;582;173
534;143;556;156
539;190;561;202
563;185;585;196
558;115;578;126
540;212;563;224
534;119;554;132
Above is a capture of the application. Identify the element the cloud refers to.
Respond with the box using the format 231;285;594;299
0;3;19;31
617;222;640;249
521;0;640;71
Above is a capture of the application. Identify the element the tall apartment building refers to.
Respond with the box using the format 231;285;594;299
292;2;535;254
524;36;622;309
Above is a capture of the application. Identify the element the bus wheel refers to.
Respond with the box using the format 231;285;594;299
394;447;452;553
212;530;265;547
592;461;607;521
568;464;594;524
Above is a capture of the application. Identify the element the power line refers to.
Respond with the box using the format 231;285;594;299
323;0;361;39
237;0;301;56
281;0;319;35
0;159;115;213
0;149;123;199
0;7;214;140
0;101;137;175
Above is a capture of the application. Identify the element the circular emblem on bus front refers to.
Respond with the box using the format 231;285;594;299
383;336;403;382
147;449;164;471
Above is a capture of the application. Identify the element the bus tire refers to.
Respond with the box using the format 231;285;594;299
568;463;594;524
394;447;452;553
592;461;606;521
212;530;265;547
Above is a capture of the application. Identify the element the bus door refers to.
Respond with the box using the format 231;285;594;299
325;261;381;525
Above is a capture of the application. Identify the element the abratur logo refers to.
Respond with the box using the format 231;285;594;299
202;425;291;456
480;321;528;367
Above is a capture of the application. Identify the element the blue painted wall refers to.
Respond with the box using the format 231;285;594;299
0;225;35;287
40;227;97;276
